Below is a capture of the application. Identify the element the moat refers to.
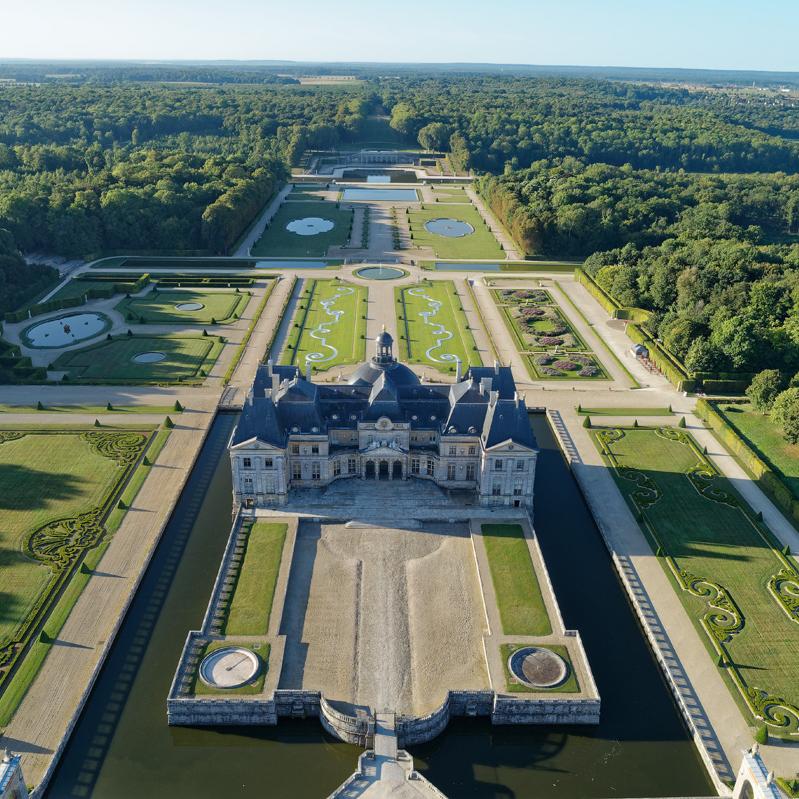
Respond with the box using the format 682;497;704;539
45;413;713;798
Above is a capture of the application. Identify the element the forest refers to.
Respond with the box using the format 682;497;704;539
2;65;799;382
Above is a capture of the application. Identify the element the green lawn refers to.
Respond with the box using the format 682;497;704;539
251;200;353;257
407;203;504;259
54;335;223;383
0;403;180;414
594;426;799;736
432;187;471;204
225;522;287;636
500;644;580;694
281;280;367;372
481;524;552;636
396;281;482;374
0;428;149;705
714;402;799;500
115;288;245;325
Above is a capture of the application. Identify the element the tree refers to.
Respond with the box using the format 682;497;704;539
417;122;450;152
684;338;722;373
771;388;799;444
746;369;785;413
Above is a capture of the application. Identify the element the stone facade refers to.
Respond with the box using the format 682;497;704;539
229;333;537;509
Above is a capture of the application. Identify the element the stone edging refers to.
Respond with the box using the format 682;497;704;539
546;409;732;796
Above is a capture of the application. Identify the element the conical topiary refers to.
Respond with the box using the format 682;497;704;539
164;416;174;429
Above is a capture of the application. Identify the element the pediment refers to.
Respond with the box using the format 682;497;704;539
231;438;283;452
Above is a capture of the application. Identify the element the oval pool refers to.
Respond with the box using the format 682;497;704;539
22;312;110;348
286;217;335;236
355;266;406;281
424;218;474;237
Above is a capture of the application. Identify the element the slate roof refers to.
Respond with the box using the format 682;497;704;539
232;353;536;451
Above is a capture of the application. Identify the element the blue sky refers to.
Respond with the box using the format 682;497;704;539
3;0;796;72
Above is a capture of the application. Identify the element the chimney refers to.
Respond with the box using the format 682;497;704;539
266;358;273;377
271;372;280;399
494;360;500;374
480;377;492;396
305;362;312;382
455;358;463;382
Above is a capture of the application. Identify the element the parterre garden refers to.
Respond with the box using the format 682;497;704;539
251;199;353;257
406;203;505;259
493;288;608;379
0;426;159;722
115;287;247;325
54;334;224;383
281;279;368;372
593;425;799;737
396;280;482;374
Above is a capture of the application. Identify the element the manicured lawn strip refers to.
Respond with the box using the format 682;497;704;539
713;402;799;500
407;204;504;260
115;288;245;325
592;426;799;736
222;280;276;385
251;200;353;257
190;640;269;696
500;644;580;694
224;522;288;636
482;524;552;636
0;404;180;414
105;428;171;535
396;281;481;374
554;282;641;388
464;279;498;363
577;407;672;416
280;279;367;371
49;277;142;302
54;334;223;384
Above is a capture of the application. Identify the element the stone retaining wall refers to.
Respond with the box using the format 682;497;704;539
492;695;600;725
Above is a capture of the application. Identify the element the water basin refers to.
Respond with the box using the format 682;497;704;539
175;302;204;311
255;260;330;269
341;188;418;202
425;218;474;237
22;312;109;348
355;266;406;280
199;646;260;689
434;262;501;271
286;217;335;236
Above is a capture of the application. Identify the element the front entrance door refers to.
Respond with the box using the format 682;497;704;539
378;460;389;480
365;461;376;479
392;460;403;479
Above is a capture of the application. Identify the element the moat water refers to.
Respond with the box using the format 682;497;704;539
46;414;713;798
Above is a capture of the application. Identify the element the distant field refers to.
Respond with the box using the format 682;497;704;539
713;402;799;499
281;279;367;371
251;200;352;258
116;288;245;325
54;335;222;383
396;280;481;374
407;203;504;260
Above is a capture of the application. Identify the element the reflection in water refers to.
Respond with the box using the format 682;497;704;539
47;414;713;799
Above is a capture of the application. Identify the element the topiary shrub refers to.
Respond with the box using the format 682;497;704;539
754;724;769;745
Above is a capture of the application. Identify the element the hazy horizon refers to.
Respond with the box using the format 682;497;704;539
2;0;797;72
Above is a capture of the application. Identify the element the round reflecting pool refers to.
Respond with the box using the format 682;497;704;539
424;218;474;238
22;312;110;348
175;302;204;311
199;646;260;689
286;217;335;236
355;266;406;280
131;351;167;364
